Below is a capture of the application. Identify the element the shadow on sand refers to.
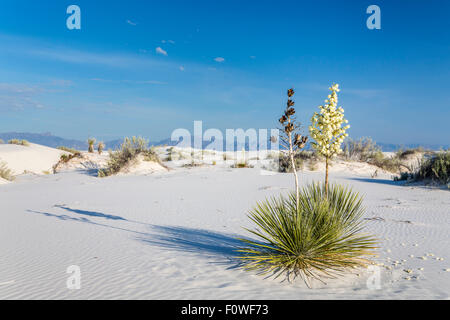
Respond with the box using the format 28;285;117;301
53;205;127;221
346;177;404;186
27;208;251;266
137;225;245;259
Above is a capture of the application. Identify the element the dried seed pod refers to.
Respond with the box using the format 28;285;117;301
285;108;295;116
285;123;294;133
287;99;295;107
279;115;287;124
287;88;294;97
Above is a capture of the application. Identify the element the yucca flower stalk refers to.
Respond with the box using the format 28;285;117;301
309;84;349;195
87;138;96;153
279;88;308;209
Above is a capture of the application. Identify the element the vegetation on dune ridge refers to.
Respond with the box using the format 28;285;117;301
0;161;15;181
395;151;450;186
53;151;83;173
57;146;80;154
8;139;30;146
98;136;162;177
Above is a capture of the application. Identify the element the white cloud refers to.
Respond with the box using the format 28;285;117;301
156;47;168;56
214;57;225;63
179;66;185;71
126;20;137;26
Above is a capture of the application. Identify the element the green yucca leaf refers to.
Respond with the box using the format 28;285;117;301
238;182;378;286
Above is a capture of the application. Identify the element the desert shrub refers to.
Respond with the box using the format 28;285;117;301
278;153;304;172
231;162;254;168
394;172;413;182
238;183;377;285
414;151;450;184
52;152;82;173
98;136;161;177
342;137;381;162
0;161;15;181
0;139;4;144
231;149;254;168
57;146;80;154
8;139;30;146
369;153;402;173
278;151;319;173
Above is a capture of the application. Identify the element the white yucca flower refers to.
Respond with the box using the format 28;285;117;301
309;83;350;194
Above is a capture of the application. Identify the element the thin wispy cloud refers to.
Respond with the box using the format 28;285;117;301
126;20;137;26
156;47;168;56
89;79;167;85
214;57;225;63
161;40;175;44
29;48;165;69
0;83;46;111
179;66;185;71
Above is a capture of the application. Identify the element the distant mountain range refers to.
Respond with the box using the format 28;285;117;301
0;132;448;152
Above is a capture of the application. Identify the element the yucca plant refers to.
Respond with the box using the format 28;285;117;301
87;138;96;153
238;183;377;286
97;142;105;154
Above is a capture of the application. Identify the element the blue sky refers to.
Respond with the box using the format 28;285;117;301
0;0;448;144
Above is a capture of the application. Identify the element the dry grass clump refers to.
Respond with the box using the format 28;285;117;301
278;151;319;173
415;151;449;184
238;183;377;286
98;137;161;177
341;137;415;174
231;162;254;169
0;161;15;181
52;152;82;173
0;139;4;144
8;139;30;146
342;137;381;162
57;146;80;154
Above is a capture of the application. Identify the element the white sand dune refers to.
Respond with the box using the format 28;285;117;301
0;143;69;175
0;157;449;299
